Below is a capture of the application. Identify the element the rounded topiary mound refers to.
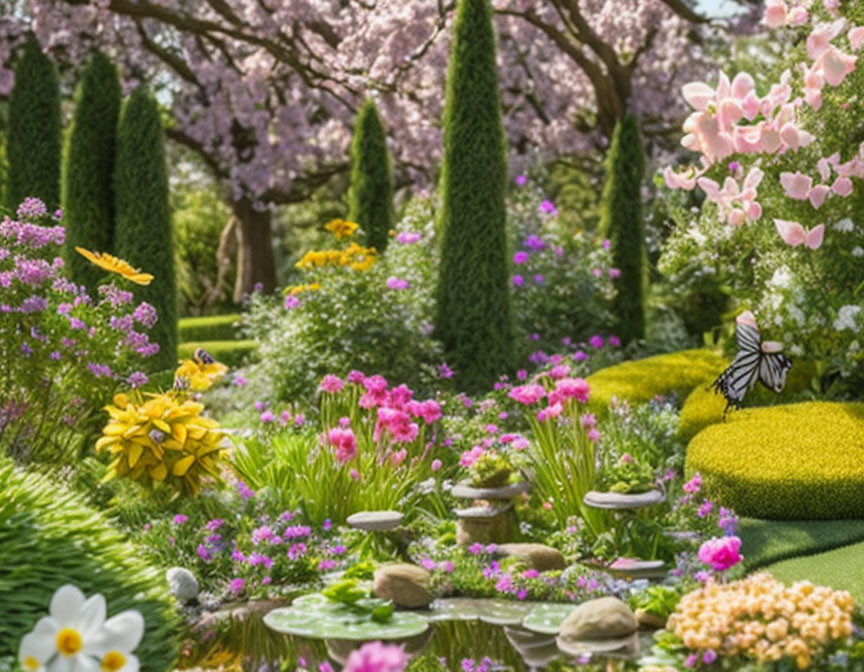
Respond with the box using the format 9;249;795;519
0;461;179;671
686;402;864;520
586;349;725;415
678;361;817;444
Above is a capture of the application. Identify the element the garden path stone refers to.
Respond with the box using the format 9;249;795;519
582;489;665;510
372;563;433;608
347;510;404;531
556;597;639;656
494;543;566;571
166;567;199;603
451;480;530;500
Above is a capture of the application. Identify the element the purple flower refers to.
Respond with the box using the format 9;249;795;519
514;174;528;186
323;518;332;532
196;544;212;562
127;371;149;389
608;335;621;348
284;295;300;309
20;342;33;357
252;525;273;545
608;267;621;279
132;302;158;328
684;654;699;668
420;557;436;571
512;274;524;287
260;410;276;423
513;251;528;265
173;514;189;525
523;235;545;251
288;543;307;560
386;276;410;290
538;200;558;216
698;500;714;518
229;578;245;594
396;231;421;245
88;363;112;378
533;274;544;284
703;649;718;664
231;548;245;563
236;481;255;500
438;362;454;379
573;350;589;362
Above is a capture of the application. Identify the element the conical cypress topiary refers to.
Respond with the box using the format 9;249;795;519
63;52;122;291
436;0;513;392
348;99;394;252
6;39;62;211
115;87;177;370
600;114;647;344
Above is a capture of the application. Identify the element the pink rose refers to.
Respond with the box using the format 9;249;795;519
698;536;743;572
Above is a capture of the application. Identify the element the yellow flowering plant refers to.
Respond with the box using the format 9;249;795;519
96;350;229;496
653;573;856;670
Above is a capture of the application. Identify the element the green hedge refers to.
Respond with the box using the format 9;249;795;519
179;314;241;342
178;339;257;368
586;349;725;415
678;361;817;443
686;402;864;520
0;462;179;671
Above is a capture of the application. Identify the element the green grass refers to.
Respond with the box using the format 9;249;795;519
687;401;864;519
179;313;241;342
586;349;725;416
178;339;257;367
767;541;864;603
739;517;864;569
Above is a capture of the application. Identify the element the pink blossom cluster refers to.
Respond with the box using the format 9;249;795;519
327;427;358;464
697;535;743;572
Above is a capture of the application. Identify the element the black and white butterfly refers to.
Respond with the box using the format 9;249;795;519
711;311;792;416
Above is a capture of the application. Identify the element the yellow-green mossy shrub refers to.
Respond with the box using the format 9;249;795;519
678;361;817;444
586;349;725;415
686;402;864;520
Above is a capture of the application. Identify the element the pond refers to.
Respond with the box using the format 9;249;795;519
180;598;657;671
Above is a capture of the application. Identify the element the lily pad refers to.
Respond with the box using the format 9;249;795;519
264;593;429;640
522;603;578;635
428;598;534;626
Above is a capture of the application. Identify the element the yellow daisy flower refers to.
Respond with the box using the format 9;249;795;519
174;349;228;391
324;218;359;240
75;247;154;285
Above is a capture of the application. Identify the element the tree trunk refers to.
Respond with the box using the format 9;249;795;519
231;197;277;301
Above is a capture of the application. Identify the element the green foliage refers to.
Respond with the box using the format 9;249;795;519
738;518;864;570
585;349;726;416
687;402;864;519
469;452;513;488
348;100;394;253
172;173;234;316
62;52;122;291
678;360;818;443
0;460;179;671
436;0;513;392
179;314;242;342
600;114;646;344
628;584;684;619
115;87;177;370
178;340;255;368
768;541;864;605
243;200;441;403
6;39;61;210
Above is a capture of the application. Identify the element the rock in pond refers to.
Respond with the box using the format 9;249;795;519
494;543;566;572
373;564;433;609
166;567;199;603
556;597;639;655
347;510;404;531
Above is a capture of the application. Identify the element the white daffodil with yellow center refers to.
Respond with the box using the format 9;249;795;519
18;585;144;672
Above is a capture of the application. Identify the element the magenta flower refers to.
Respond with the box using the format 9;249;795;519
327;427;358;464
551;377;590;404
260;410;276;423
431;458;442;471
508;384;546;405
344;641;409;672
460;446;485;468
698;536;743;572
172;514;189;525
608;268;621;279
683;473;703;494
588;335;604;349
512;274;524;287
608;335;621;348
539;200;558;216
515;174;528;186
284;295;300;309
229;578;245;594
319;374;345;393
386;276;410;290
513;251;528;265
438;362;454;379
573;350;589;362
396;231;421;245
534;274;544;284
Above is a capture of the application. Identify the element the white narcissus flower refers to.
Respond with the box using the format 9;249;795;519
18;585;144;672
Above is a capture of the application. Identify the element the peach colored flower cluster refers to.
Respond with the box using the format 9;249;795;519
667;573;855;670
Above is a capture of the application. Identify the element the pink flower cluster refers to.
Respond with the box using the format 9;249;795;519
698;535;743;572
327;427;358;464
344;641;408;672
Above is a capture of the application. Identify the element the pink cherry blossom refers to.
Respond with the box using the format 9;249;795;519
774;220;825;250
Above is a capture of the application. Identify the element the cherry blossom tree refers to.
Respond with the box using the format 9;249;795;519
0;0;718;295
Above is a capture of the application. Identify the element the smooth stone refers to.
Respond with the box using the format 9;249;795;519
556;597;638;651
582;489;665;510
166;567;199;603
454;504;512;519
456;507;516;546
347;510;404;531
372;564;433;609
494;543;566;572
606;557;667;580
451;481;530;500
634;608;667;630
